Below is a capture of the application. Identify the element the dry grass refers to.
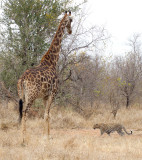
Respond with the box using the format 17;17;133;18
1;102;142;160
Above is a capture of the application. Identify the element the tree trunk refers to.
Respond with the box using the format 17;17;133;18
126;96;130;108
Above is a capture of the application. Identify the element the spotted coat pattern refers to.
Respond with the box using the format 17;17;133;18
93;123;132;136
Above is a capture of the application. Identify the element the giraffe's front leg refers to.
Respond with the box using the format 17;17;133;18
44;111;50;136
43;96;53;138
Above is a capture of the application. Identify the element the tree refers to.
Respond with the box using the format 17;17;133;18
112;34;142;108
56;52;107;109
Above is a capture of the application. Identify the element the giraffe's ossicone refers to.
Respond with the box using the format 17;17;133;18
17;11;72;142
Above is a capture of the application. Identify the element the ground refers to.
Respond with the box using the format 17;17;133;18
0;102;142;160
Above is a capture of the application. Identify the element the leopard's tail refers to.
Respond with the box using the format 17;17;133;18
123;126;132;135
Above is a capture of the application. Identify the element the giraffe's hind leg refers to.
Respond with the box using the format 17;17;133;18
21;102;32;144
21;111;27;144
117;130;124;136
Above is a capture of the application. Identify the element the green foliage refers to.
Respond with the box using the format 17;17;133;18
117;77;132;87
94;90;101;97
2;0;67;62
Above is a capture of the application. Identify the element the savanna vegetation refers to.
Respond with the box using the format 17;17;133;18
1;0;142;160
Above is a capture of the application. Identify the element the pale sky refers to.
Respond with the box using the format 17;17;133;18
86;0;142;56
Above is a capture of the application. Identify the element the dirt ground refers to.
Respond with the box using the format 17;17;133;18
0;124;142;160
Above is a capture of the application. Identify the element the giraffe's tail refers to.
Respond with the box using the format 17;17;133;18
19;99;23;124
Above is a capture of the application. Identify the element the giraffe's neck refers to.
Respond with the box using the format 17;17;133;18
40;16;67;67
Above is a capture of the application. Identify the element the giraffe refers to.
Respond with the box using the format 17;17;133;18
17;11;72;142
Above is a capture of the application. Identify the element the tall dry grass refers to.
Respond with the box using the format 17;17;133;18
1;102;142;160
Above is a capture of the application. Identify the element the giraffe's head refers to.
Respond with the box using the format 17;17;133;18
64;11;73;34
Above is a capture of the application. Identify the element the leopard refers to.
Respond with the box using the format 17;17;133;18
93;123;132;136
